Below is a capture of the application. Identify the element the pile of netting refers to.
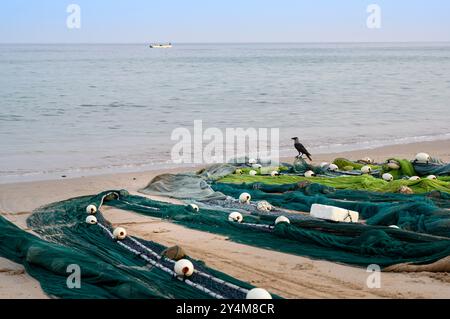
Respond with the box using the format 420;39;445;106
0;190;265;299
106;189;450;268
137;158;450;271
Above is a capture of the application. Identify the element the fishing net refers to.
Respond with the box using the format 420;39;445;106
218;173;450;194
93;190;450;269
413;158;450;177
212;181;450;237
0;190;266;299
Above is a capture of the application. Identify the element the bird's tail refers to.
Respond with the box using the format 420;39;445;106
306;154;312;161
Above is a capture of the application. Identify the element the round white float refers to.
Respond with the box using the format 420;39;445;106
248;158;257;165
304;170;316;178
113;227;127;240
174;259;194;277
86;204;97;214
85;215;98;225
249;170;257;176
409;176;420;181
427;175;437;180
239;192;251;203
270;170;279;177
228;212;243;223
382;173;394;182
246;288;272;299
189;203;199;212
257;201;272;212
275;216;290;225
361;165;372;174
328;164;338;171
415;152;431;164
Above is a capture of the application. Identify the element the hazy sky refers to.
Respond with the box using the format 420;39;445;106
1;0;449;43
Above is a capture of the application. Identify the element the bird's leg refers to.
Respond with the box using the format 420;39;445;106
296;153;303;159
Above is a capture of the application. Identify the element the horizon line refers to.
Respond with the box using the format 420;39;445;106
1;40;450;45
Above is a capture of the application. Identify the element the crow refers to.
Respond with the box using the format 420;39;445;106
292;137;312;161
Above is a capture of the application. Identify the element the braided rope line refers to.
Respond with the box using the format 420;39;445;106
96;214;252;298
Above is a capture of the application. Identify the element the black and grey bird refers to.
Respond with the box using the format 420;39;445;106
292;137;312;161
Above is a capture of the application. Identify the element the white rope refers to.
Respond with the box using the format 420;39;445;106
242;222;274;229
128;236;249;294
97;222;226;299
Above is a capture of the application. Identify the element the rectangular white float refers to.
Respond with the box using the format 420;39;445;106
310;204;359;223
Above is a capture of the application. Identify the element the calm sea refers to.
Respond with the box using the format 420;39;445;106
1;43;450;183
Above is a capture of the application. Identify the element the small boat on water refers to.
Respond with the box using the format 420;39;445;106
149;43;172;49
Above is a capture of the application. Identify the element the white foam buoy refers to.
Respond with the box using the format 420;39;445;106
270;170;279;177
85;215;98;225
86;204;97;214
328;164;338;171
310;204;359;223
427;175;437;180
409;176;420;181
389;225;400;229
361;165;372;174
189;203;199;212
174;259;194;277
113;227;127;240
252;163;262;169
239;192;251;203
228;212;243;223
246;288;272;299
248;158;257;165
235;169;243;175
256;200;272;212
275;216;290;225
320;162;329;168
386;161;400;170
304;170;316;178
362;157;373;164
249;170;257;176
415;152;431;164
382;173;394;182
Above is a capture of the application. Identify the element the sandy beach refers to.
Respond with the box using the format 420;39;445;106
1;139;450;299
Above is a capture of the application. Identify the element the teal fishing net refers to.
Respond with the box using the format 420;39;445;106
101;190;450;268
1;190;262;299
212;182;450;237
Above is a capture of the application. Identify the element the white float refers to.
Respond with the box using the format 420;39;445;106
304;170;316;178
252;163;262;169
328;164;338;171
235;169;242;175
246;288;272;299
189;203;199;212
415;152;431;164
239;192;251;203
362;157;373;164
275;216;290;225
86;204;97;214
256;201;272;212
310;204;359;223
248;158;257;165
113;227;127;240
361;165;372;174
270;170;279;177
174;259;194;277
320;162;329;168
409;176;420;181
249;170;257;176
228;212;243;223
382;173;394;182
427;175;437;180
85;215;97;225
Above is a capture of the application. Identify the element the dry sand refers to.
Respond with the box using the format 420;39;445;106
1;139;449;299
